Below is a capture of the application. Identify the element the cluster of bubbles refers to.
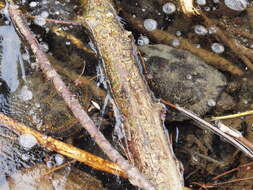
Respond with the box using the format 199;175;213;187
137;35;150;46
29;1;50;27
142;2;226;53
143;2;176;32
46;154;65;168
193;25;224;53
195;0;249;11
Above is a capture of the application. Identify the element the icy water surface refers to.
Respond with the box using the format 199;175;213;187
0;0;252;189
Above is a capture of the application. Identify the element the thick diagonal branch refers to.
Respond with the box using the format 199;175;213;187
82;0;184;189
7;2;154;190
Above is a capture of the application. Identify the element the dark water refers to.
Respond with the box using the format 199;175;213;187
0;0;252;189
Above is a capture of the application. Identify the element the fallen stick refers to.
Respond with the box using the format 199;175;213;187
0;113;126;177
247;4;253;32
211;110;253;121
7;2;154;189
81;0;184;189
51;26;96;55
200;12;253;72
178;0;199;16
161;100;253;159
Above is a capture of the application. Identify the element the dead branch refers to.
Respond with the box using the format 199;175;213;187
51;26;96;55
219;23;253;40
212;162;253;180
161;100;253;159
178;0;199;16
194;176;253;189
49;56;106;100
0;113;126;177
121;12;244;76
81;0;184;189
247;4;253;32
200;12;253;72
7;2;154;189
211;110;253;121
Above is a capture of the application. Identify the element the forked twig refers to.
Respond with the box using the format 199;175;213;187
7;2;154;189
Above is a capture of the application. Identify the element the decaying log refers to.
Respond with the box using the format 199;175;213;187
82;0;184;189
7;2;154;189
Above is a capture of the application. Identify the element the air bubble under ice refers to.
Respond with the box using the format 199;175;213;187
194;25;208;35
19;134;37;149
162;2;176;14
211;42;224;54
224;0;248;11
143;19;157;31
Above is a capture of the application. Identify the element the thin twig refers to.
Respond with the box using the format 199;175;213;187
211;110;253;121
40;160;76;177
7;2;154;189
196;176;253;188
200;12;253;72
51;26;96;55
29;15;82;25
212;162;253;181
179;0;199;16
161;99;253;158
0;113;125;177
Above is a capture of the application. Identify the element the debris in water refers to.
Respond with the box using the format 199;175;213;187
18;85;33;101
39;42;49;52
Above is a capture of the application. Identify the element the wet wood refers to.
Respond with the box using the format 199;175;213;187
82;0;184;189
0;113;126;177
121;12;244;76
8;2;154;189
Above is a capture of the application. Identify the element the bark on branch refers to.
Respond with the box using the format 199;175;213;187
82;0;184;189
7;1;154;189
